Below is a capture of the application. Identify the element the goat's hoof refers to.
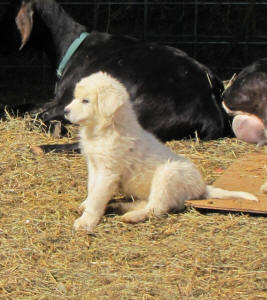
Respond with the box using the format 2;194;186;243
30;145;44;156
49;121;62;138
256;139;267;148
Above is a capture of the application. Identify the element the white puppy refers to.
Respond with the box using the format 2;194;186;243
64;72;257;232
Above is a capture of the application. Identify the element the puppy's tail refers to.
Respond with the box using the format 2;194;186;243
205;185;258;201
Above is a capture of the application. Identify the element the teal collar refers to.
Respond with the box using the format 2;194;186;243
57;32;89;78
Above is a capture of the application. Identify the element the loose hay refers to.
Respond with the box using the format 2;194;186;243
0;115;266;299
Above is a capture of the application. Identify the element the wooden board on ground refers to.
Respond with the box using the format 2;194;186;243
186;152;267;214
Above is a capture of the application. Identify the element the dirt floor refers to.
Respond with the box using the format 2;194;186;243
0;115;266;299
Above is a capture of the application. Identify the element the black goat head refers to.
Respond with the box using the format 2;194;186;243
0;0;34;53
15;0;34;50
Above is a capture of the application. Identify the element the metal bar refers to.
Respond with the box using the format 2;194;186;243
0;66;52;68
193;0;199;57
167;41;267;45
57;2;267;5
143;0;148;40
2;2;267;5
1;1;267;78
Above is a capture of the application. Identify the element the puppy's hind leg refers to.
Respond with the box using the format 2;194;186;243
121;182;169;224
121;206;150;224
122;163;186;223
108;200;147;214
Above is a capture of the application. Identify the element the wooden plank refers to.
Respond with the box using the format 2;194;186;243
186;152;267;214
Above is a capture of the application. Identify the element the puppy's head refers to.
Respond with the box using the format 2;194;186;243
64;72;129;125
64;82;97;125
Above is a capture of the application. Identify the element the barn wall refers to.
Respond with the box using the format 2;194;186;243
1;0;267;103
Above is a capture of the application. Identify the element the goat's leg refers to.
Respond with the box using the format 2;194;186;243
107;200;147;214
31;142;80;154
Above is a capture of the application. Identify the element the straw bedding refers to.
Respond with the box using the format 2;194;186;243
0;115;266;299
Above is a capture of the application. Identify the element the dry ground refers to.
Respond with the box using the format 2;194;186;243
0;115;266;300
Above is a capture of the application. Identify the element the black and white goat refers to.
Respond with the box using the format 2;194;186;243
1;0;232;152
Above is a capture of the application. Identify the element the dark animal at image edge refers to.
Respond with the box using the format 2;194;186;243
0;0;233;153
223;58;267;193
223;58;267;146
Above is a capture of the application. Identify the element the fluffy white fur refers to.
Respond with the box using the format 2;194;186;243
65;72;258;232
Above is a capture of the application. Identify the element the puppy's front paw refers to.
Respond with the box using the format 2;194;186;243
73;212;100;232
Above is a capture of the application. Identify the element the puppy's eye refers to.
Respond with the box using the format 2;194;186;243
82;99;90;104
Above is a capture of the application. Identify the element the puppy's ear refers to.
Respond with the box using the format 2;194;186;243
15;1;34;50
97;87;125;117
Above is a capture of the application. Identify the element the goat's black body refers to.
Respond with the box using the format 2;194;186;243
45;32;230;141
1;0;232;152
